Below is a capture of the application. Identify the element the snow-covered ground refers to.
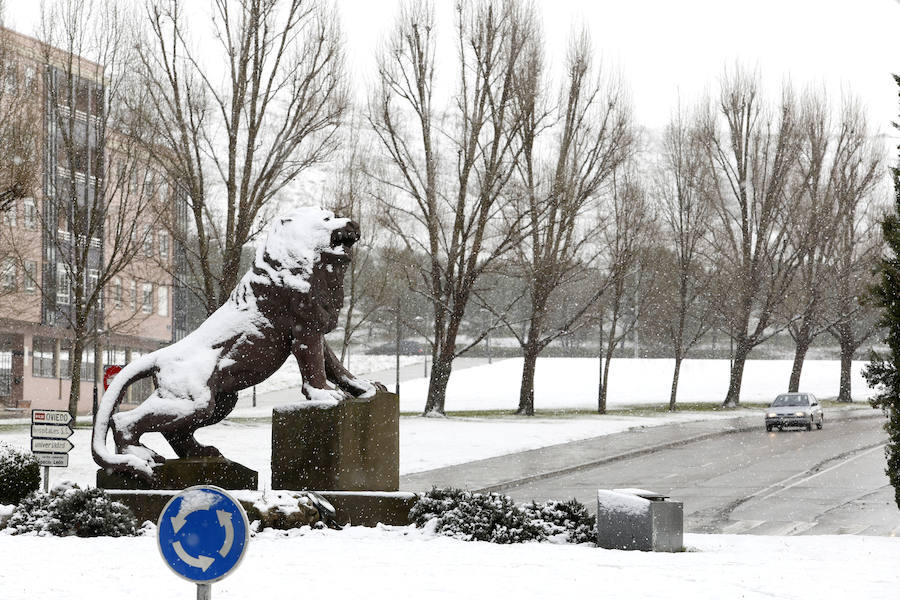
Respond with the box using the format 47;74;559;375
1;525;896;600
0;357;890;600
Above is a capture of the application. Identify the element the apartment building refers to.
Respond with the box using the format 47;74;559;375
0;27;182;415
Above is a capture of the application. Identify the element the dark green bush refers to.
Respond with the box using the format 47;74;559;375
6;484;138;537
409;487;594;544
0;442;40;505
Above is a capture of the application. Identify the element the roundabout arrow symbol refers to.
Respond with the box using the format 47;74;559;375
172;541;215;572
217;510;234;557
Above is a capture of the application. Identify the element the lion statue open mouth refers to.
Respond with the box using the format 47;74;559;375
92;207;383;479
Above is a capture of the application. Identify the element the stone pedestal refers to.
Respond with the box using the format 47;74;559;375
271;390;399;491
96;457;258;491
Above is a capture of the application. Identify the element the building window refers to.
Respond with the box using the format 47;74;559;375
23;66;35;91
23;260;36;293
141;282;152;313
32;337;56;378
143;227;153;257
112;277;122;308
56;263;70;305
158;285;168;317
2;201;15;227
4;65;16;94
23;198;36;229
158;230;169;261
87;268;99;296
129;279;136;312
105;345;126;366
0;259;15;292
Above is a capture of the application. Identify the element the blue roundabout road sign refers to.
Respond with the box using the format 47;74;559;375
157;485;250;584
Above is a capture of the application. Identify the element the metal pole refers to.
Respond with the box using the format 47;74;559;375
197;583;211;600
395;296;400;396
252;385;256;408
42;466;49;493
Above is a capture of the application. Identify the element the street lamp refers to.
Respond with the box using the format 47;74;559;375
480;308;492;365
414;315;427;377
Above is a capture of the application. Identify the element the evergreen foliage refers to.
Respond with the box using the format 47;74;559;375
863;74;900;510
6;484;138;537
0;442;40;505
409;487;595;544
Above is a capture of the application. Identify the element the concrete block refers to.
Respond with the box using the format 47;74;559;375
271;390;399;491
596;489;683;552
96;457;258;491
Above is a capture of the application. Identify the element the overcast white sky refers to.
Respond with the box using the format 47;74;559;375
8;0;900;133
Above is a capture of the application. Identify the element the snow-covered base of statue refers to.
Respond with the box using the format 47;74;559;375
0;526;896;599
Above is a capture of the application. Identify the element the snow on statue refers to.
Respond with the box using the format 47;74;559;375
92;207;384;479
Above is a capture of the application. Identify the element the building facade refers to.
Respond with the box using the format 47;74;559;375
0;27;181;415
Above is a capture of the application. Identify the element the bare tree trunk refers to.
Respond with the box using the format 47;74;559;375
669;350;683;411
517;344;539;416
723;340;752;407
423;354;452;416
788;324;812;393
67;334;84;420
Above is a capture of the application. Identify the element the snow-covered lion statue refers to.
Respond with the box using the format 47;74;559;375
92;207;383;479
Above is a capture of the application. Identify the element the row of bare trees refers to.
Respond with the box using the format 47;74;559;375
354;0;886;415
0;0;883;418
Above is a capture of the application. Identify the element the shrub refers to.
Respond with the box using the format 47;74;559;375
6;484;138;537
0;442;40;505
410;488;593;544
521;499;596;544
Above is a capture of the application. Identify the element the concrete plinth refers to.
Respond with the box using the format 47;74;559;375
596;489;683;552
106;490;417;527
96;457;258;491
271;390;399;491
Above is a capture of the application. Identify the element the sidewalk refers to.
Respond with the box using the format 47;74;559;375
399;405;884;494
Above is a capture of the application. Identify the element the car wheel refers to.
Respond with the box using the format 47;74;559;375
806;419;812;431
766;424;773;432
817;417;823;430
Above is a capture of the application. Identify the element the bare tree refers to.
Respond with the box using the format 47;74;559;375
506;29;633;415
654;107;716;410
783;94;883;392
325;122;392;365
370;0;534;415
29;0;161;419
597;172;655;414
135;0;346;314
0;17;40;212
700;69;806;407
824;102;883;402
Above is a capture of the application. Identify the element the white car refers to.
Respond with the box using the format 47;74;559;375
765;393;824;432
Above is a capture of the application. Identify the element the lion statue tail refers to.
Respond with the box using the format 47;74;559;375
91;352;158;477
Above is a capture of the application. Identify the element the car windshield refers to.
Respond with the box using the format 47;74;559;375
772;394;808;407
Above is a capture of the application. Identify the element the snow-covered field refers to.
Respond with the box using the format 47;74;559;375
1;526;896;600
396;357;876;412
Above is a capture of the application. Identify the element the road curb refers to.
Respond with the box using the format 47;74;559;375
474;409;883;494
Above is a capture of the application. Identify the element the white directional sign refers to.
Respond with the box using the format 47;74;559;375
31;409;72;425
33;453;68;467
31;423;74;439
31;438;74;454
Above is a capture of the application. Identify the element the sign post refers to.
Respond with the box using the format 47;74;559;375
157;485;250;599
30;409;73;492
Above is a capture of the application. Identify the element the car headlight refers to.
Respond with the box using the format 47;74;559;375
795;412;806;417
767;413;777;418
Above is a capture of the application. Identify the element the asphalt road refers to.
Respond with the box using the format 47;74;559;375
499;416;898;536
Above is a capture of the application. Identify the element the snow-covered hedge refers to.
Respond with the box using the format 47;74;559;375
0;442;40;505
409;488;595;545
6;483;138;537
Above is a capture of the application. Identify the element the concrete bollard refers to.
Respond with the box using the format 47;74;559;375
596;488;683;552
